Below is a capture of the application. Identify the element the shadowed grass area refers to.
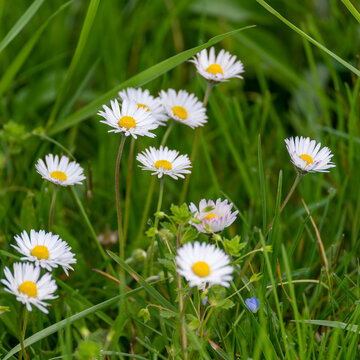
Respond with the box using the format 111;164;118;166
1;0;360;358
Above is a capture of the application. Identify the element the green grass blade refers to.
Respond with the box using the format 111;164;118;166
48;0;100;125
107;250;177;312
341;0;360;23
48;25;255;135
256;0;360;78
0;0;44;54
258;135;267;233
0;1;73;99
295;320;359;333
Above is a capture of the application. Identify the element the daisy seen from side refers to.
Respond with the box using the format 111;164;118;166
159;89;207;129
285;136;335;173
1;262;58;313
190;47;244;83
176;241;233;288
118;87;168;126
136;146;191;179
12;230;76;276
35;154;86;187
189;198;238;233
98;98;159;139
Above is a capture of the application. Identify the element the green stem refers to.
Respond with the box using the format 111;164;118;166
123;137;135;243
160;120;174;146
49;186;57;232
148;177;165;276
266;172;302;235
19;306;29;360
179;83;214;204
115;135;126;260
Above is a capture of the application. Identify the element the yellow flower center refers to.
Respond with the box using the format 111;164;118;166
204;213;217;221
118;116;136;130
137;103;150;112
31;245;49;260
19;281;37;298
299;154;313;166
50;171;67;181
192;261;210;277
206;63;224;76
155;160;172;170
172;106;188;120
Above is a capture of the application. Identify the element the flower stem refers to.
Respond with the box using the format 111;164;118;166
49;186;57;232
148;177;165;276
266;172;302;235
19;306;29;360
115;135;126;260
179;83;214;204
160;120;174;146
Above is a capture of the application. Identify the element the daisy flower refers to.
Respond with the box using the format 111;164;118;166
190;47;244;83
1;262;58;313
12;230;76;276
176;242;233;288
285;136;335;173
136;146;191;179
35;154;86;187
159;89;207;129
98;98;158;138
189;199;238;233
118;87;168;126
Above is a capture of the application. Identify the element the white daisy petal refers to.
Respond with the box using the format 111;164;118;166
285;136;336;173
176;241;233;288
189;47;244;83
11;230;76;276
1;262;58;314
35;154;86;187
98;98;159;138
189;198;238;234
159;89;207;129
136;146;191;180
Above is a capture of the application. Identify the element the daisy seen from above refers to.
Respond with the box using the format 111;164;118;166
98;98;159;139
285;136;335;173
35;154;86;186
12;229;76;276
159;89;207;129
1;262;58;313
176;241;233;288
189;198;238;233
190;47;245;83
118;87;168;126
136;145;191;179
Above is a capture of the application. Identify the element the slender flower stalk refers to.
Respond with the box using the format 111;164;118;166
180;83;214;204
115;135;126;260
48;186;57;232
266;173;302;235
18;305;29;360
160;120;175;146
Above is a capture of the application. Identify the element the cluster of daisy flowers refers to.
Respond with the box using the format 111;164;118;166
2;154;84;313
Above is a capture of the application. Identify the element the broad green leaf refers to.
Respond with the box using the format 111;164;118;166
48;25;255;135
0;0;44;54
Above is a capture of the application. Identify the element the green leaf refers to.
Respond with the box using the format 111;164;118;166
138;308;151;323
224;235;245;257
296;320;359;334
48;25;255;135
159;309;176;319
187;314;201;330
0;0;45;54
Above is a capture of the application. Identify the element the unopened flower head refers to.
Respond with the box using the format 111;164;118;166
159;89;207;129
189;198;238;233
245;297;260;313
1;262;57;313
136;146;191;179
118;87;168;126
176;241;233;288
12;230;76;276
98;99;158;139
190;47;244;83
35;154;86;186
285;136;335;173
